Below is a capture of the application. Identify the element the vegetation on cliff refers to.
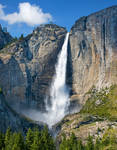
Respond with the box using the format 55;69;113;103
60;127;117;150
57;85;117;149
81;85;117;121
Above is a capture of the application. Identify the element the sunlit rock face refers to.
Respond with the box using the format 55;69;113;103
0;24;67;111
69;6;117;105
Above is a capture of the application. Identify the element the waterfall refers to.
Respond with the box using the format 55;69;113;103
20;33;70;128
44;33;70;127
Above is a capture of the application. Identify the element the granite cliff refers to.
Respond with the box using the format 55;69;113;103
0;91;42;133
57;6;117;143
69;6;117;106
0;24;67;111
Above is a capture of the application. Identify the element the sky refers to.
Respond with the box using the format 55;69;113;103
0;0;117;37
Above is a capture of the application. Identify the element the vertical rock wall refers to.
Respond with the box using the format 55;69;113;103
69;6;117;104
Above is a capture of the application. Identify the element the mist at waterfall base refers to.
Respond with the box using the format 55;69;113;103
20;33;70;128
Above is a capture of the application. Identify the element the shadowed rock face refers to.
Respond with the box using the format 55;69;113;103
0;24;67;111
0;25;13;50
69;6;117;105
0;93;42;133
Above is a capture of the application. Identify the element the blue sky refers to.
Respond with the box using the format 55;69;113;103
0;0;117;37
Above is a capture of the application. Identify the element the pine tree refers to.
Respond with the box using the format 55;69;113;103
69;132;78;149
60;133;71;150
85;135;94;150
41;125;56;150
12;132;25;150
12;143;20;150
31;140;40;150
94;138;101;150
19;34;24;41
59;134;66;150
5;128;11;146
0;132;4;149
77;139;84;150
4;128;13;150
31;128;40;150
25;128;34;150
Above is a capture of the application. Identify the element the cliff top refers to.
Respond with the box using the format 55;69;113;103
71;5;117;32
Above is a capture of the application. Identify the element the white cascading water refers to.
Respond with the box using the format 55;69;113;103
44;33;70;127
20;33;70;128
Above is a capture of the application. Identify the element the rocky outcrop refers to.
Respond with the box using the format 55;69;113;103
69;6;117;105
56;113;117;144
0;24;13;50
0;24;67;111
